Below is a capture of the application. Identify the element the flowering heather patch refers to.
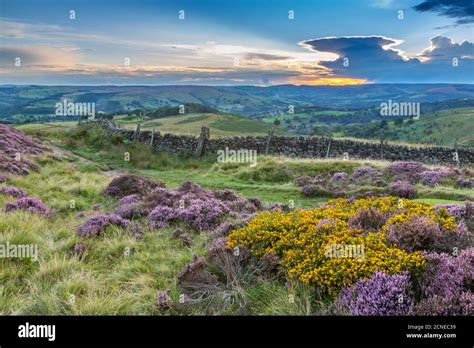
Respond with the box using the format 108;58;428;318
337;271;413;315
389;180;417;199
387;161;427;182
4;197;52;216
76;214;130;237
0;174;8;183
414;249;474;315
117;194;141;206
0;186;27;198
418;170;443;187
0;125;45;176
103;173;165;198
108;176;261;232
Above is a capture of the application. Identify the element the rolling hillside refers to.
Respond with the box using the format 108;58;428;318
115;113;288;138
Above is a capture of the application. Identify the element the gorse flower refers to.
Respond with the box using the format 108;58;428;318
227;197;432;294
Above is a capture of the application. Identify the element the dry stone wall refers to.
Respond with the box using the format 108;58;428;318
100;122;474;166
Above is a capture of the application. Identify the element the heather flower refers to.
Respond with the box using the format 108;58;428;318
386;216;442;252
177;198;229;231
117;194;141;206
5;197;52;216
389;180;417;199
387;161;426;182
337;271;413;316
76;214;130;237
0;174;8;183
0;186;27;198
415;249;474;315
147;205;177;228
418;170;442;187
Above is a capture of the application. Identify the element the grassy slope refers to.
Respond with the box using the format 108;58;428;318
115;113;288;138
1;123;472;315
383;107;474;147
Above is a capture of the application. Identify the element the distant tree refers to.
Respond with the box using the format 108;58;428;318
394;119;404;126
273;119;281;126
380;120;388;129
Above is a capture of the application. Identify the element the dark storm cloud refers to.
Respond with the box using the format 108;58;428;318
413;0;474;24
300;35;474;83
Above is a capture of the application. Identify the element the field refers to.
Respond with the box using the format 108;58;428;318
114;113;288;138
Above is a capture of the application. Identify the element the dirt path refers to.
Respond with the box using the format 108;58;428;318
47;142;121;178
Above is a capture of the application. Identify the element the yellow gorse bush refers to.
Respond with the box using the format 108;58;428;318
227;197;455;294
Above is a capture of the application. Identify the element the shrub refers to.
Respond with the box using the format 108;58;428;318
300;184;331;197
103;173;165;198
387;161;426;182
76;214;130;237
337;271;413;315
348;207;387;232
414;249;474;315
331;172;349;182
386;216;443;252
293;176;314;187
4;197;52;216
456;178;472;188
227;197;427;294
389;180;417;199
419;171;442;187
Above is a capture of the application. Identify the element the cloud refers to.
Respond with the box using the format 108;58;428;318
0;46;77;67
245;53;291;61
413;0;474;24
299;36;420;81
300;35;473;83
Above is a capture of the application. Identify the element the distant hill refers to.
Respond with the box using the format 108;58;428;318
1;84;473;123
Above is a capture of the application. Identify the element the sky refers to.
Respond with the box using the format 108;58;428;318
0;0;473;85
